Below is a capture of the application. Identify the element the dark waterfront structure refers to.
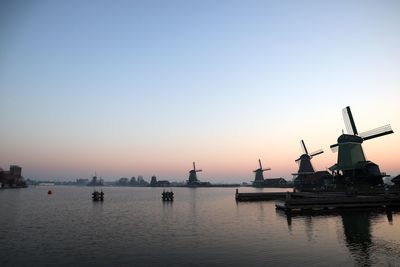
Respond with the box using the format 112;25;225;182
187;162;202;184
87;175;104;187
76;178;89;185
252;159;271;186
118;176;149;187
262;178;288;187
150;176;171;187
329;106;394;190
186;162;210;187
392;175;400;187
292;140;331;191
275;192;400;211
0;165;26;188
251;159;290;188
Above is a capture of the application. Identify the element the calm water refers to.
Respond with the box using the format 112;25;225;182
1;186;400;267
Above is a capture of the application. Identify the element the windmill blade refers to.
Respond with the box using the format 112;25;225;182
193;162;196;171
342;106;358;135
258;159;262;169
262;168;271;171
330;144;338;153
196;169;202;172
301;140;308;155
309;149;324;157
359;124;394;141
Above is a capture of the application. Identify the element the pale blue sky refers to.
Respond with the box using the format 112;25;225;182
1;0;399;181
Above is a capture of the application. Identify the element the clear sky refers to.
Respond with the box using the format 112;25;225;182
1;0;399;182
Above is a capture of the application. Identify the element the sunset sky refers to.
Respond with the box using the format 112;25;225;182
1;0;399;182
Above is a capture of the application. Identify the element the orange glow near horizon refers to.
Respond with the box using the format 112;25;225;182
2;126;399;182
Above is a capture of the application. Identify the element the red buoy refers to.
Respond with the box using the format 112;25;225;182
48;190;52;195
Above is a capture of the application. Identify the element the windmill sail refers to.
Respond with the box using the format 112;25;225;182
359;125;394;141
301;140;308;155
342;106;358;135
309;149;324;157
330;145;339;153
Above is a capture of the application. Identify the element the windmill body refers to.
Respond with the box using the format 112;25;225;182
252;160;288;187
187;162;210;187
297;154;315;174
329;106;394;188
293;140;331;191
335;134;366;170
188;162;202;184
252;159;271;187
188;169;199;183
253;169;264;182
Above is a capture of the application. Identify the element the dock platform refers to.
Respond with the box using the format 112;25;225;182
235;189;290;201
275;193;400;211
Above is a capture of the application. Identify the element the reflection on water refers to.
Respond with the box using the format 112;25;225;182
1;186;400;267
341;210;373;266
277;208;400;266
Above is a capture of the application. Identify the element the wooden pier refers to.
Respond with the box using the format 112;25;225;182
235;189;289;201
275;193;400;211
235;189;400;211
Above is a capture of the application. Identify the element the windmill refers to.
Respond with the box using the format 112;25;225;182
253;159;271;183
295;140;324;175
329;106;394;185
188;162;202;184
292;140;326;191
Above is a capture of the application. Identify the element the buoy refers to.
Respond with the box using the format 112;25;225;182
48;190;52;195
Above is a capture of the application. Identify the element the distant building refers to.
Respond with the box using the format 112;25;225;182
0;165;26;188
116;177;129;186
263;178;288;187
76;178;89;185
156;180;170;187
150;176;157;186
87;175;103;186
137;176;149;186
295;171;333;191
150;176;170;187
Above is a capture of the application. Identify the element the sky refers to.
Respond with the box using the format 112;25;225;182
0;0;399;182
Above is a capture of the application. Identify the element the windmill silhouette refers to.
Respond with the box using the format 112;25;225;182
253;159;271;185
188;162;202;184
292;140;326;190
329;106;394;186
296;140;324;175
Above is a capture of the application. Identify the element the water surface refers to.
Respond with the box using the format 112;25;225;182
1;186;399;266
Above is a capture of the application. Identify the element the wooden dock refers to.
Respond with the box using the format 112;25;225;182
235;189;290;201
234;189;340;201
275;193;400;211
235;189;400;211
